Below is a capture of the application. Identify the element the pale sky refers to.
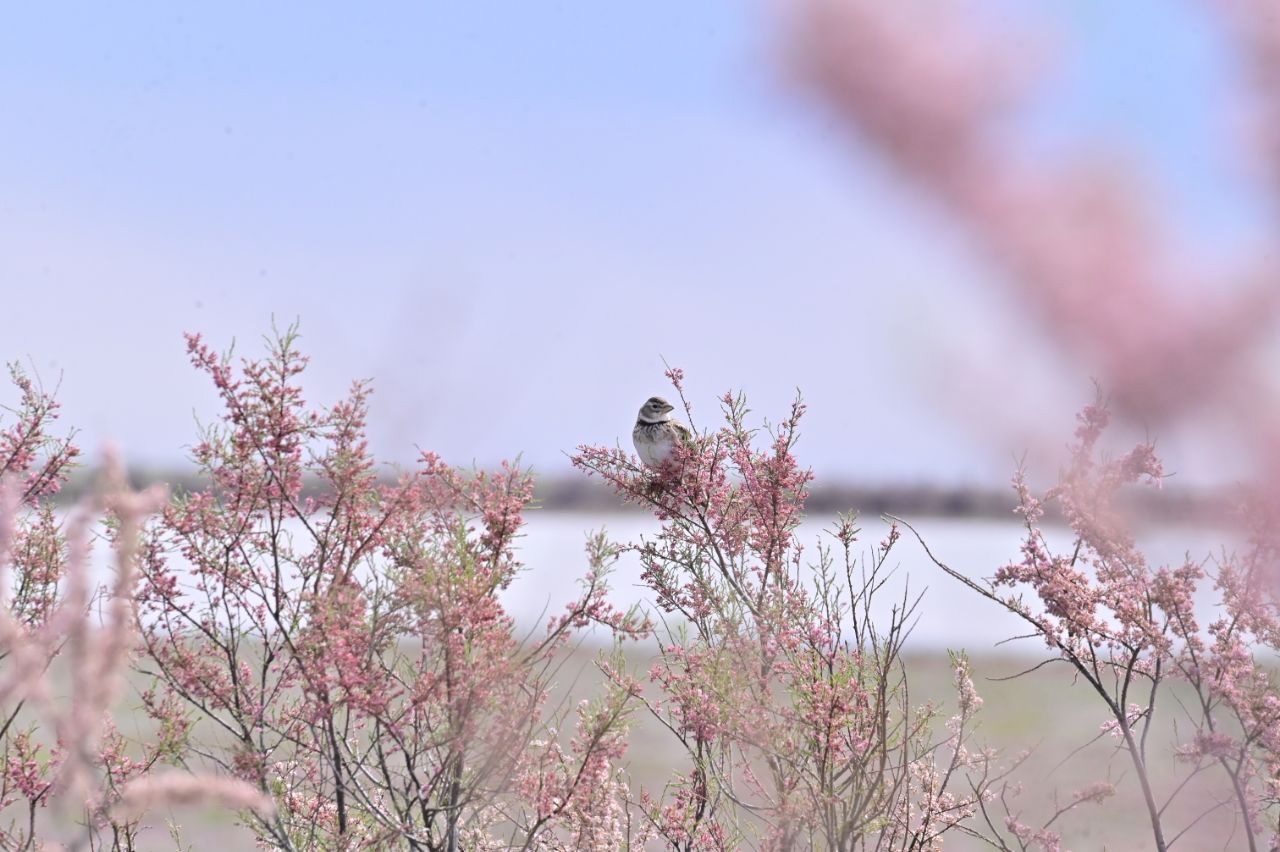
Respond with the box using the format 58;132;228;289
2;1;1271;486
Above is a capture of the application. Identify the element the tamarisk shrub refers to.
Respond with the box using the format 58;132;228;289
573;371;996;850
0;363;81;846
134;327;649;850
912;397;1280;851
0;365;272;850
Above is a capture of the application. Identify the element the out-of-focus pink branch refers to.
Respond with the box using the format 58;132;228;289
111;771;276;822
789;0;1280;422
1208;0;1280;194
0;450;270;844
56;449;169;805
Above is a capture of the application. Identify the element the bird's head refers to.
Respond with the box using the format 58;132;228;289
638;396;675;423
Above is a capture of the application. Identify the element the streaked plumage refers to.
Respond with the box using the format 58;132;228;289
632;396;692;469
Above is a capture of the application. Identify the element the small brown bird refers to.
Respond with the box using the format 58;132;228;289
632;396;692;469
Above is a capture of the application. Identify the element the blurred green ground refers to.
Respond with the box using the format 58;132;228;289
14;647;1253;850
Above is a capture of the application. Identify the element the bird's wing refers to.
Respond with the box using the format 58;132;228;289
672;420;693;445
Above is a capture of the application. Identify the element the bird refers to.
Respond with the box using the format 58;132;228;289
632;396;692;470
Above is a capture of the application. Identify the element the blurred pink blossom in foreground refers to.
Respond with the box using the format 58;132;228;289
0;391;271;846
789;0;1280;480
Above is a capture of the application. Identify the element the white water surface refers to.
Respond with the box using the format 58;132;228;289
502;513;1240;651
72;512;1242;652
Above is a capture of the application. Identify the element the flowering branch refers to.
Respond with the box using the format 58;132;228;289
575;377;993;849
909;398;1280;850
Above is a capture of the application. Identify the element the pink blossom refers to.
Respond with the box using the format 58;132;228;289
112;771;276;820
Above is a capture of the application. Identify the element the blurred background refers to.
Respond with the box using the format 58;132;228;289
4;0;1273;491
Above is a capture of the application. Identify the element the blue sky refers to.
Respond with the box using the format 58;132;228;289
1;1;1270;486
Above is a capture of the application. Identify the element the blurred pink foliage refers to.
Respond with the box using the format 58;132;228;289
0;366;271;849
790;0;1280;432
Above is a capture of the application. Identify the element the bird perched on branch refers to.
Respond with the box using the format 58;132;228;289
632;396;692;470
